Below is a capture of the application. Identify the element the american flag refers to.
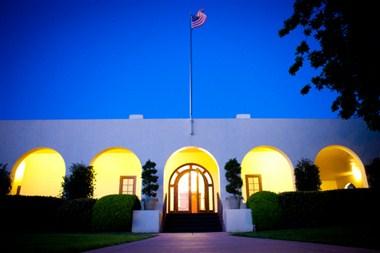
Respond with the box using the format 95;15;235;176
191;10;207;29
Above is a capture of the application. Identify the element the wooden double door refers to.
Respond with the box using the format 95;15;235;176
168;164;214;213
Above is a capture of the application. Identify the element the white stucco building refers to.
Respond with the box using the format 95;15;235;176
0;117;380;200
1;116;379;231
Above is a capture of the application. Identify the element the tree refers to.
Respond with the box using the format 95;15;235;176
365;158;380;190
279;0;379;131
142;160;159;198
62;163;95;199
294;159;321;191
0;163;12;196
224;158;243;197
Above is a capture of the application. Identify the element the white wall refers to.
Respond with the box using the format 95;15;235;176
1;118;380;206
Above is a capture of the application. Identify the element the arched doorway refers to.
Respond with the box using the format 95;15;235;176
90;147;142;199
241;146;295;201
168;164;214;213
315;145;368;190
11;147;66;197
164;146;220;213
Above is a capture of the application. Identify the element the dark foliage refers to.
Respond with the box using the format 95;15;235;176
247;191;282;230
0;163;11;196
366;158;380;190
62;163;95;200
294;159;321;191
279;0;379;130
57;198;96;232
279;189;380;228
92;194;141;232
0;195;63;232
142;160;159;198
224;158;243;197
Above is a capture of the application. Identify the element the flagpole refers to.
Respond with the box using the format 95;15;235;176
189;14;194;135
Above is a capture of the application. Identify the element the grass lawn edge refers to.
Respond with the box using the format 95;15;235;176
2;232;157;253
232;226;379;250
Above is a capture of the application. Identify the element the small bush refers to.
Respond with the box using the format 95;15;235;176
0;163;11;196
92;194;141;232
62;163;95;199
294;159;321;191
57;198;96;232
366;158;380;190
247;191;282;230
0;195;63;232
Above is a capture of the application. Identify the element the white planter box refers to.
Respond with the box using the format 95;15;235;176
224;209;254;232
132;210;160;233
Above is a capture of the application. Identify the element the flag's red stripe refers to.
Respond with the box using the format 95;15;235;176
192;18;206;28
194;14;206;23
191;11;207;29
193;16;205;25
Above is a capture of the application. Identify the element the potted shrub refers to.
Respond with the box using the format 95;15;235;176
142;160;159;210
224;158;243;209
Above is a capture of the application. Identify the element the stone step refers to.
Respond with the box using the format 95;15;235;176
163;213;222;232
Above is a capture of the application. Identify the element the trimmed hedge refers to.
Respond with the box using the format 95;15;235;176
247;191;282;230
92;194;141;232
57;198;96;232
0;195;63;232
279;189;380;228
247;189;380;231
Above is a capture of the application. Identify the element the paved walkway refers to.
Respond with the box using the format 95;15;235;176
85;232;379;253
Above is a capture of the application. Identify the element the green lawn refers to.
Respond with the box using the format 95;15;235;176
1;232;155;253
234;226;379;250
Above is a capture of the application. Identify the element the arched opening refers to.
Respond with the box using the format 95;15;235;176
315;145;368;190
164;146;220;213
241;146;295;201
168;164;214;213
90;147;142;199
11;148;66;197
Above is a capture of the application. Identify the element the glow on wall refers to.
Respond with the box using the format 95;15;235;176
11;148;66;196
315;145;368;190
163;146;220;212
90;147;142;199
241;146;295;201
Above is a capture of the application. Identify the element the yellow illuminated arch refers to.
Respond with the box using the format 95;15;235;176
163;146;220;212
315;145;368;190
90;147;142;199
11;147;66;197
241;146;295;201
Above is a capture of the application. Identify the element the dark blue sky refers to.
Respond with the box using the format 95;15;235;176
0;0;337;119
